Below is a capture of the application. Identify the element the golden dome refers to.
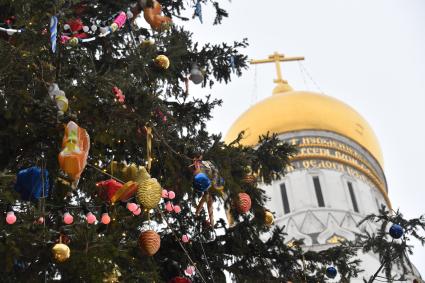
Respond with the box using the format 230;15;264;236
225;90;384;168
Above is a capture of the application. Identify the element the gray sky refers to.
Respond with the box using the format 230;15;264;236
180;0;425;275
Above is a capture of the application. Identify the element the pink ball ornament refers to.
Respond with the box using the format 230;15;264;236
86;212;97;224
182;234;190;243
63;212;74;225
162;189;168;198
37;216;44;224
101;213;111;225
127;202;138;212
173;205;181;214
133;207;142;215
6;211;16;225
165;201;173;212
184;266;195;276
168;191;175;200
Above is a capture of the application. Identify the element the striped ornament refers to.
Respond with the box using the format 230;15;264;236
49;16;58;53
235;192;252;214
138;230;160;256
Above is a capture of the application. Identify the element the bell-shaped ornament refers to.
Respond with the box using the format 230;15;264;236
189;64;203;85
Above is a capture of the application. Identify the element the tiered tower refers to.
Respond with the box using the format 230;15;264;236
225;52;422;281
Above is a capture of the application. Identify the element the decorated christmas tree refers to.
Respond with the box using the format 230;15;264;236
0;1;424;282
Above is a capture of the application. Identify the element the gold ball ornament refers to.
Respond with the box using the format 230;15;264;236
52;243;70;262
138;230;161;256
154;54;170;69
136;177;162;210
264;211;274;226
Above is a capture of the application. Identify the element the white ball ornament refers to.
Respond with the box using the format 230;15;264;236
63;24;70;30
83;26;89;33
91;25;98;32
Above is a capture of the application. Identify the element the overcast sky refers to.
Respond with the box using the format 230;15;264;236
178;0;425;275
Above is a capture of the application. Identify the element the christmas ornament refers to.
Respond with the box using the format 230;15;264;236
162;189;169;198
230;55;236;73
96;179;123;203
326;266;337;279
86;211;97;224
138;230;160;256
127;202;138;212
193;0;203;23
168;191;175;199
58;121;90;187
182;234;190;243
193;173;211;192
63;212;74;225
111;11;127;32
48;83;68;115
112;86;125;103
389;224;404;239
133;207;142;215
192;160;224;195
235;192;251;214
184;266;195;276
101;213;111;225
14;166;49;201
173;205;181;213
61;18;88;45
49;16;58;53
170;277;192;283
264;211;274;226
155;54;170;69
143;0;172;31
52;243;70;263
242;174;256;184
165;201;173;212
6;206;16;224
189;64;203;84
136;167;162;210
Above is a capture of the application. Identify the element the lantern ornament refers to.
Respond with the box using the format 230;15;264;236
58;121;90;188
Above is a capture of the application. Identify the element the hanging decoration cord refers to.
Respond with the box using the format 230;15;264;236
299;62;324;94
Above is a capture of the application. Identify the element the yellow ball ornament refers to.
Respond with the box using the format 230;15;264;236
154;54;170;69
264;211;274;226
52;243;70;263
136;176;162;210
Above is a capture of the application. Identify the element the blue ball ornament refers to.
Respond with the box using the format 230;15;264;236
326;266;337;279
193;172;211;192
389;224;404;239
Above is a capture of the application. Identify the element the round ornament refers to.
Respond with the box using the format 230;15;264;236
193;172;211;192
389;224;404;239
154;54;170;69
264;211;274;226
326;266;337;279
138;230;161;256
235;192;251;214
52;243;70;263
169;277;192;283
137;177;162;210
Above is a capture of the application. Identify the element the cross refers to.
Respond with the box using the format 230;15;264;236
250;52;304;84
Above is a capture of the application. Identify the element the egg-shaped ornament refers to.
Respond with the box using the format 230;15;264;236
136;168;162;210
326;266;337;279
52;243;70;263
193;172;211;193
264;211;274;226
138;230;161;256
242;174;257;185
389;224;404;239
189;64;204;85
154;54;170;69
235;192;251;214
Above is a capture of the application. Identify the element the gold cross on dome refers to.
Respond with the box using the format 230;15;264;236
250;52;304;84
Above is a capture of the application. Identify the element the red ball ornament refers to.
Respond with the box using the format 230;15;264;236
63;212;74;225
169;277;192;283
168;191;175;199
127;202;138;212
101;213;111;225
138;230;161;256
6;211;16;224
86;212;97;224
165;201;173;212
173;205;181;214
235;193;251;214
133;207;142;215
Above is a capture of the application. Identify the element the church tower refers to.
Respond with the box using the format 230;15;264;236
224;52;422;281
